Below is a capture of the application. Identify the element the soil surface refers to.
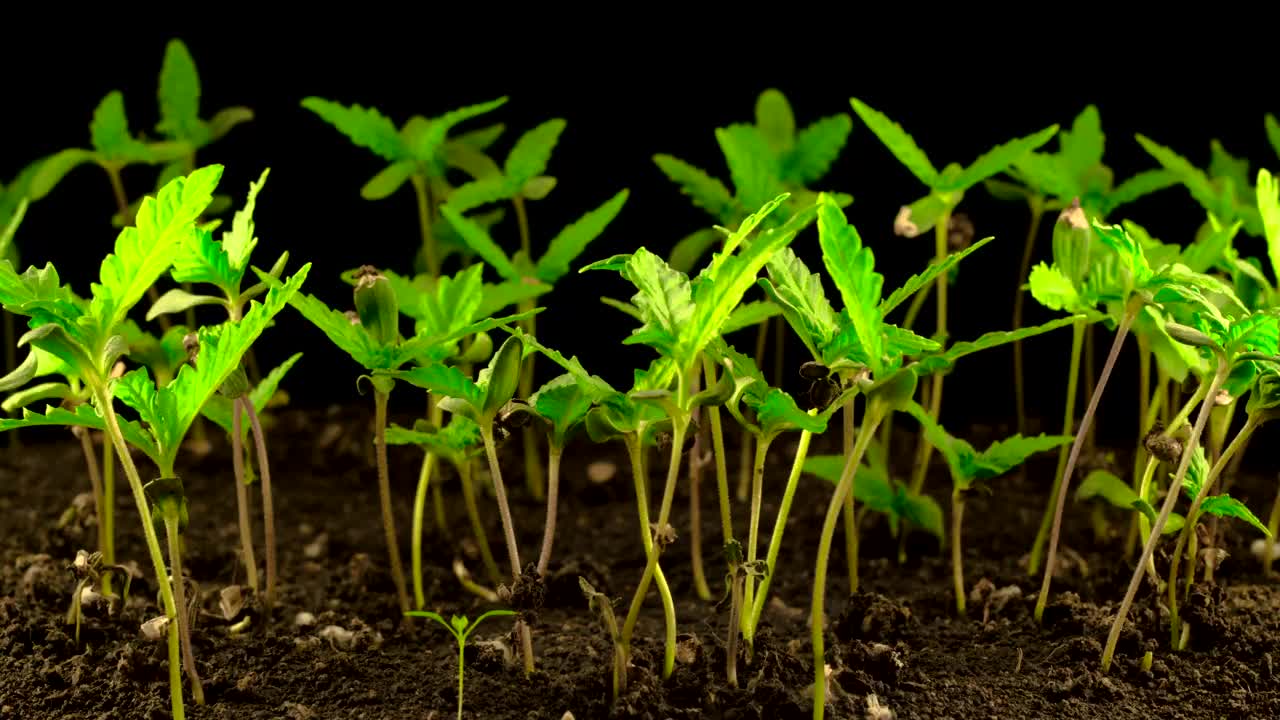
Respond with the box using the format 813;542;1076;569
3;405;1280;719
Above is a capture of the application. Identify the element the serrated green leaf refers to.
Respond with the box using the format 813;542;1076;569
850;97;938;188
301;97;406;162
530;373;594;446
940;125;1060;193
1060;105;1104;176
1009;152;1077;200
716;124;784;213
880;237;993;316
1258;169;1280;285
721;300;780;336
475;279;551;320
444;176;518;215
1028;262;1084;314
902;401;969;479
1102;169;1178;216
200;352;302;438
362;160;417;201
169;226;233;291
882;324;940;356
411;97;509;169
911;315;1083;377
817;198;883;373
966;432;1072;483
392;362;484;409
92;165;223;334
0;403;157;463
535;188;629;284
619;248;694;361
208;106;253;142
759;247;840;360
1136;134;1229;220
782;114;852;186
752;387;827;437
156;39;206;145
1201;495;1270;537
439;205;517;280
91;91;151;162
653;154;739;224
505;119;565;183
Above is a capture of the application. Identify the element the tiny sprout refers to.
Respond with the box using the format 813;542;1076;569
66;549;133;645
405;608;516;720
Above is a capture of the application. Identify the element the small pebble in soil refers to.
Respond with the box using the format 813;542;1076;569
587;460;616;483
295;611;316;627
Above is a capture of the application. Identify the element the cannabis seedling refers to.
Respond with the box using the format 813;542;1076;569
905;402;1071;614
405;608;516;720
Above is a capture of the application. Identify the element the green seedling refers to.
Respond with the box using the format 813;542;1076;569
849;98;1058;542
1100;290;1278;671
1074;468;1186;540
579;577;626;701
654;87;851;419
147;168;297;611
905;402;1071;614
376;334;538;672
581;192;804;683
1137;134;1265;239
404;608;516;720
66;548;134;646
385;414;499;604
441;183;629;502
1;158;59;392
257;263;536;617
1034;218;1239;622
300;94;508;277
984;105;1177;433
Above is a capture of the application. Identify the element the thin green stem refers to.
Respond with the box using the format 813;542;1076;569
536;444;563;577
164;514;204;705
812;403;886;720
1083;324;1097;449
1028;318;1085;575
92;385;184;719
101;437;115;595
621;419;686;680
743;434;773;632
1035;303;1137;623
459;459;502;586
1100;359;1228;673
622;434;676;677
843;400;859;590
410;175;439;277
1167;413;1258;647
688;407;712;602
374;390;411;614
230;402;259;593
245;401;278;612
75;428;108;595
952;488;967;615
479;424;534;675
1013;196;1045;436
746;424;815;640
703;356;733;548
411;449;437;609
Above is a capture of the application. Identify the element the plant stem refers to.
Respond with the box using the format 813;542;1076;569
1028;317;1085;575
703;356;733;549
688;407;712;602
1013;196;1045;436
811;403;886;720
1082;324;1097;449
727;569;744;688
623;434;677;672
74;428;108;593
743;434;773;636
773;315;786;390
621;418;686;680
102;438;115;592
244;400;278;612
511;195;546;503
951;488;967;615
373;389;411;615
746;425;815;641
164;514;204;705
905;211;951;496
1167;413;1258;647
410;174;439;277
411;450;436;609
1035;303;1137;623
230;403;259;594
842;400;859;592
92;385;185;719
536;444;563;577
458;459;502;586
478;424;535;674
1100;359;1228;672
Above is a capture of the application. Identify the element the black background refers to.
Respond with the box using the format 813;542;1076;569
3;23;1277;449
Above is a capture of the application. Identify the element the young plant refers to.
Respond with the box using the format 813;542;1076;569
1033;219;1243;622
1099;301;1278;668
579;577;626;701
984;104;1176;433
441;183;629;501
1137;134;1265;240
376;335;537;672
849;97;1059;530
146;167;296;611
581;193;804;682
300;95;508;277
904;402;1071;614
404;608;516;720
260;264;536;616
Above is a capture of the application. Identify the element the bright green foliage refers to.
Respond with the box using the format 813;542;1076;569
200;352;303;442
1075;469;1185;535
441;188;630;286
1136;134;1264;238
380;334;526;425
906;401;1072;489
803;450;944;540
154;38;254;158
654;89;853;272
442;118;567;213
386;414;483;469
1177;445;1270;537
987;105;1176;218
405;609;516;720
851;96;1058;237
706;338;833;440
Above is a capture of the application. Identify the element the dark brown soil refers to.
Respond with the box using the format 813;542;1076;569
3;406;1280;719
